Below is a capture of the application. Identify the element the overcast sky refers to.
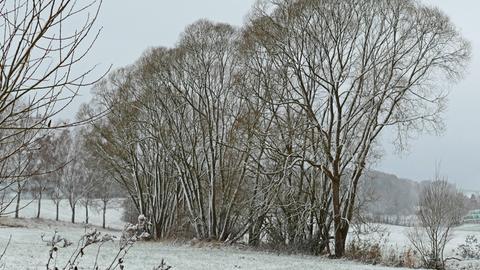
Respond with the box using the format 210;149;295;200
378;0;480;190
70;0;480;190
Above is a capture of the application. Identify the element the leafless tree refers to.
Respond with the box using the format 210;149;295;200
75;124;105;225
30;134;57;219
8;135;34;218
408;179;466;269
94;175;115;229
243;0;470;257
239;29;337;252
161;20;252;241
48;128;71;221
0;0;104;176
0;113;38;216
0;0;105;221
83;20;257;241
80;64;183;239
58;128;90;224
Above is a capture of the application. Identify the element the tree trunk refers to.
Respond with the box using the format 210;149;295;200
36;190;42;219
248;215;265;247
15;188;21;219
209;177;217;239
337;225;349;258
102;201;107;229
155;222;162;240
332;179;345;258
85;201;89;224
55;201;60;221
71;205;76;223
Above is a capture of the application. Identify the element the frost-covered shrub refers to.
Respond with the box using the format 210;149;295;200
447;261;480;270
120;217;152;246
345;225;389;264
402;248;418;268
153;259;173;270
41;230;73;247
409;181;465;270
456;235;480;260
44;229;120;270
42;226;173;270
346;237;383;264
381;247;420;268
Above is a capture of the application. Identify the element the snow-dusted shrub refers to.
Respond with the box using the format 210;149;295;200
345;225;390;264
346;236;384;264
153;259;173;270
43;225;172;270
41;230;73;247
402;248;418;268
0;216;170;269
346;224;420;268
456;235;480;260
121;220;152;246
45;229;121;270
381;247;420;268
447;261;480;270
409;180;465;270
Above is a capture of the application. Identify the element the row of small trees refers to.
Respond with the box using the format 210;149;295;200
1;127;117;228
78;0;470;257
0;0;108;225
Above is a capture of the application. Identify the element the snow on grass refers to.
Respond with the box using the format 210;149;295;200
2;198;125;229
0;217;424;270
380;223;480;257
2;199;480;269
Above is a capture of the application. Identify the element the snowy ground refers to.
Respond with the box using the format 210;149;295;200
0;218;422;270
2;198;125;229
378;223;480;255
1;199;480;269
357;223;480;269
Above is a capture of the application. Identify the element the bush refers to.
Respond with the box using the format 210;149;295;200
382;247;420;268
345;225;389;264
456;235;480;260
346;238;383;264
402;248;418;268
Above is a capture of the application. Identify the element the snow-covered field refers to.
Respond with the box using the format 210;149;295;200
2;198;125;229
380;223;480;256
1;199;480;269
0;218;419;270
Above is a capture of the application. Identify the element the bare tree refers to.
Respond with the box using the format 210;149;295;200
95;176;115;229
83;20;256;241
243;0;470;257
48;128;72;221
80;67;178;239
8;135;34;218
0;0;105;220
30;134;57;219
61;130;89;224
0;113;38;216
159;20;258;241
408;179;466;269
76;125;101;225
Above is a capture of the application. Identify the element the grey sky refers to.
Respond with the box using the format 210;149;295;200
70;0;480;190
378;0;480;190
